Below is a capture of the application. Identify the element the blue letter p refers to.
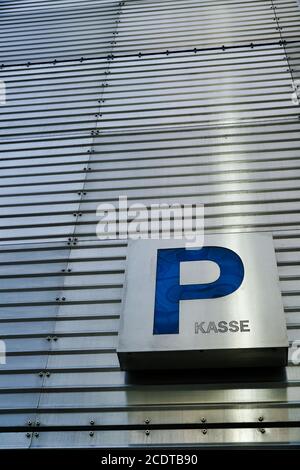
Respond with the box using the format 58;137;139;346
153;247;244;335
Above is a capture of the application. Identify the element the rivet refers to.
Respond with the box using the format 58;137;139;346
36;421;40;426
259;428;266;434
46;336;51;341
27;421;32;426
68;269;71;272
53;336;58;341
202;429;207;435
34;433;39;438
145;430;150;436
26;433;31;438
45;372;50;377
89;431;94;437
144;418;150;424
62;297;66;301
90;420;95;425
61;269;65;272
258;416;264;422
201;417;206;423
38;372;44;377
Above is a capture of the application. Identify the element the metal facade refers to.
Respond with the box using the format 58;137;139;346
0;0;299;447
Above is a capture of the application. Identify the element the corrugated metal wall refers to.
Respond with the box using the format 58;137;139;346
0;0;300;448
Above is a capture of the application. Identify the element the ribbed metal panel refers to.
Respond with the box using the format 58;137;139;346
0;0;300;448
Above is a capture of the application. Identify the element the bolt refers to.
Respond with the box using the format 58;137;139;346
89;431;94;437
201;417;206;423
202;429;207;435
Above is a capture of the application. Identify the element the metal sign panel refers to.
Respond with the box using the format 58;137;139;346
118;233;288;370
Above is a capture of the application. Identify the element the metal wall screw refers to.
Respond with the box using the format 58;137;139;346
201;417;206;423
258;416;264;422
145;430;150;436
202;429;207;435
90;420;95;425
89;431;94;437
259;428;266;434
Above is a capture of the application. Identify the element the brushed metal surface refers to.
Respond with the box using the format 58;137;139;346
0;0;299;448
